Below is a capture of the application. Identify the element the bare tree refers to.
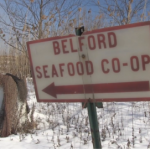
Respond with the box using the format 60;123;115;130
0;0;87;52
91;0;150;26
0;0;149;53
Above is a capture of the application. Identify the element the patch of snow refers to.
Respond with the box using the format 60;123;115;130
0;78;150;149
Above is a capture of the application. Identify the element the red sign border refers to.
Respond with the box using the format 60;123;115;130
27;21;150;102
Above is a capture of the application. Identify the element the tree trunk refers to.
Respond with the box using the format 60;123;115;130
39;0;43;39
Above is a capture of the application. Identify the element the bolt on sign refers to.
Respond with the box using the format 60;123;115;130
27;22;150;103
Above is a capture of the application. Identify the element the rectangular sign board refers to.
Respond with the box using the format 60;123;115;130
27;22;150;102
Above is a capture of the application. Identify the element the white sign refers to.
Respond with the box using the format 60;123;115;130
27;22;150;102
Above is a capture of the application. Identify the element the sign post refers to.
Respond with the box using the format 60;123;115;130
75;27;102;149
87;100;102;148
27;21;150;148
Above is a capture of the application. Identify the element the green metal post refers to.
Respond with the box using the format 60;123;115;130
87;101;102;149
75;27;102;149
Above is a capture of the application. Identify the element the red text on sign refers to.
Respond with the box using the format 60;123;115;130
53;32;117;55
35;61;94;78
101;55;150;73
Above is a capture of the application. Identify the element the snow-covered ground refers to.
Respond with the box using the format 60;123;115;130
1;78;150;149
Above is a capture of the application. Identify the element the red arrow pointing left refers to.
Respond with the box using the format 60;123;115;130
42;81;149;98
42;82;85;98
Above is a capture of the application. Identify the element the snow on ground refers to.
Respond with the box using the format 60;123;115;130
1;78;150;149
